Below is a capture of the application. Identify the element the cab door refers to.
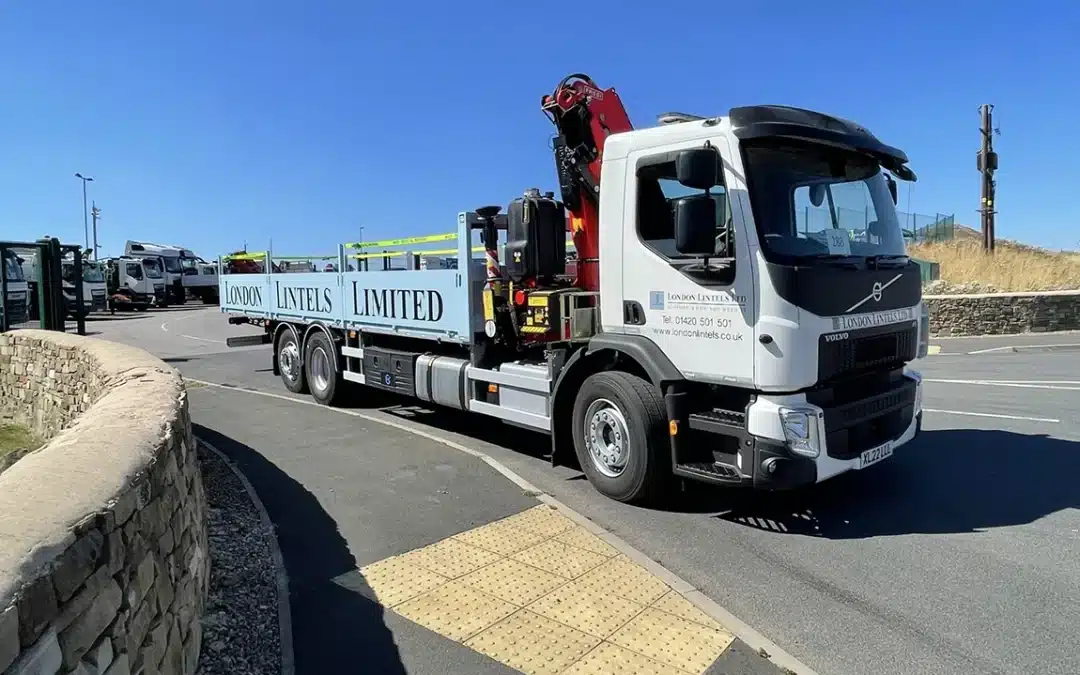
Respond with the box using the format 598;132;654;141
620;136;756;386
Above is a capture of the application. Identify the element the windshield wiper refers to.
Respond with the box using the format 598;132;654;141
867;254;909;269
805;253;862;269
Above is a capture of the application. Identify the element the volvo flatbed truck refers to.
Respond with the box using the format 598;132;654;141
221;74;928;504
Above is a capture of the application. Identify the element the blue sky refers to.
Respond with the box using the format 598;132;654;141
2;0;1077;259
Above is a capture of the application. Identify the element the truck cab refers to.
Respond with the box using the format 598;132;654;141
593;107;924;484
61;258;108;317
2;249;29;327
105;256;164;310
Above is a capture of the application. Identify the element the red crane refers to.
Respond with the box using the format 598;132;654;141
542;74;634;293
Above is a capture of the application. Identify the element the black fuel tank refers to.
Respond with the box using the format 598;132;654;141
505;189;566;283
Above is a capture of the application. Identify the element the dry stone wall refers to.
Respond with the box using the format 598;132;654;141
0;330;209;675
925;290;1080;337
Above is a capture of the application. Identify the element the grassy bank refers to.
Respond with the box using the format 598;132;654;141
910;235;1080;293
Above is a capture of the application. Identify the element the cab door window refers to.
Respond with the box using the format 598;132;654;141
635;153;734;284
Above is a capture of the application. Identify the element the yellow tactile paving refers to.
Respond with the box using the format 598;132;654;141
652;590;725;630
453;519;548;556
399;537;502;579
609;607;735;674
561;642;690;675
464;610;601;675
510;538;610;580
393;579;519;641
575;555;673;605
500;504;577;537
555;526;620;557
458;558;567;606
361;556;450;607
360;505;739;674
527;578;645;639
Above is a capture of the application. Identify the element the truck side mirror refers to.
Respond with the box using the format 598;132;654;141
674;195;718;256
676;148;719;190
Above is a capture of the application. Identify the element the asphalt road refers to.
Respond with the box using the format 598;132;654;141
81;306;1080;675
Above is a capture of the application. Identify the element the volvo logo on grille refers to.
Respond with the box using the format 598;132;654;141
824;332;849;343
846;273;903;313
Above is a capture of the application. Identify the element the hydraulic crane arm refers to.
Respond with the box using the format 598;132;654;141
542;74;633;292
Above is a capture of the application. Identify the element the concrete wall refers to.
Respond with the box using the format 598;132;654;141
925;290;1080;337
0;331;209;675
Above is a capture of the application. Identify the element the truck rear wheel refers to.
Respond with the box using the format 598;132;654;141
277;329;308;394
571;370;670;504
304;331;343;406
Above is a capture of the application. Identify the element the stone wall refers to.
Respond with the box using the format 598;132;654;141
925;290;1080;337
0;330;209;675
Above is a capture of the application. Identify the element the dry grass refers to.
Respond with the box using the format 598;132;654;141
910;231;1080;293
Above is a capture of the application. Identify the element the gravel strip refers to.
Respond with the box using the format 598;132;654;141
196;442;283;675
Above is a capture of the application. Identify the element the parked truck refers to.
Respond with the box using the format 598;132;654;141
125;241;219;304
220;74;927;504
64;257;108;317
104;256;165;311
18;250;107;319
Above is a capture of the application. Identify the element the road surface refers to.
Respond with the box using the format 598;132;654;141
80;306;1080;675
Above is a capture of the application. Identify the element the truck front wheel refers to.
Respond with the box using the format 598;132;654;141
277;329;308;394
304;331;343;406
571;370;670;504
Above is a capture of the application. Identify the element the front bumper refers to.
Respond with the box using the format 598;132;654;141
674;370;923;490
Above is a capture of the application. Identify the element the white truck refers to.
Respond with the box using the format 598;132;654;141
63;258;108;317
124;241;219;305
104;256;165;310
17;251;107;319
220;74;927;505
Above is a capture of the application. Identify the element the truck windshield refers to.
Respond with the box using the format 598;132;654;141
162;256;183;274
742;140;908;265
3;254;25;282
83;264;106;283
143;258;164;279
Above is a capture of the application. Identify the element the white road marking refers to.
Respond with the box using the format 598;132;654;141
923;408;1059;423
185;377;819;675
967;343;1080;354
161;308;222;343
180;334;224;344
925;378;1080;392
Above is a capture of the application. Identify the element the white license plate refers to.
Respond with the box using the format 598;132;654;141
858;442;893;469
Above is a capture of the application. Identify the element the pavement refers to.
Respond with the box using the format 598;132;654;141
67;306;1080;675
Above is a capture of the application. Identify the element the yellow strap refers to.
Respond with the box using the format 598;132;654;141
343;232;457;249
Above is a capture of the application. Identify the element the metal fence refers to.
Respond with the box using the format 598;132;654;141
899;211;955;243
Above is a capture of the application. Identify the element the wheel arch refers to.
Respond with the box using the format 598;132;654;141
549;333;682;467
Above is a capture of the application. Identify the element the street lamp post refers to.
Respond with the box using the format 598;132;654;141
74;173;94;251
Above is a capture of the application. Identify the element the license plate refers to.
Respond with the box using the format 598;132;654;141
858;442;893;469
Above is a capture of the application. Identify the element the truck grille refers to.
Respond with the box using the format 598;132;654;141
818;321;918;382
807;373;917;460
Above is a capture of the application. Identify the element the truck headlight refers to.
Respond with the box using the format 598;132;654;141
778;407;821;458
917;303;930;358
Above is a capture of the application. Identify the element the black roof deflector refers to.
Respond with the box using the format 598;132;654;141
729;105;917;181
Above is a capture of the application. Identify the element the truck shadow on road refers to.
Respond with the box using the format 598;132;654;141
193;424;408;675
706;429;1080;538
